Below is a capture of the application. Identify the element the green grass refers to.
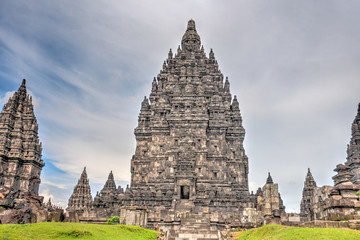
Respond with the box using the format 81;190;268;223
236;224;360;240
0;222;157;240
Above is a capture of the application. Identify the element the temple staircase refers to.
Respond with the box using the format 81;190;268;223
166;201;222;240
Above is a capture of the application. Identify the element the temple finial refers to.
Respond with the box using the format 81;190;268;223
181;20;201;52
80;167;88;179
17;79;27;93
224;77;230;92
209;48;215;59
266;172;273;184
232;95;239;109
187;19;196;31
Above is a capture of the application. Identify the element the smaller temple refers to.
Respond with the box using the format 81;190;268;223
256;172;286;225
67;167;93;212
92;171;124;219
300;168;317;221
299;168;332;222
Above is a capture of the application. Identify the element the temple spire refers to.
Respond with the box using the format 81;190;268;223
304;168;317;188
342;102;360;184
224;77;230;92
209;48;215;59
141;96;150;111
80;167;87;179
352;102;360;126
16;79;27;95
300;168;318;221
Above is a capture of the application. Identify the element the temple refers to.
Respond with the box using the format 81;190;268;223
121;19;256;231
300;168;317;221
300;103;360;228
0;80;64;224
67;167;93;212
0;79;44;195
324;103;360;221
66;20;271;237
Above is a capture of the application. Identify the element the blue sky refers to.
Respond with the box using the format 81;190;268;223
0;0;360;212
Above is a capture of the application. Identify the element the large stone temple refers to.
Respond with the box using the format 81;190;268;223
0;80;64;223
123;18;257;232
67;20;287;236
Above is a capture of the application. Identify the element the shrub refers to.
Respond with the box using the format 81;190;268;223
106;216;120;224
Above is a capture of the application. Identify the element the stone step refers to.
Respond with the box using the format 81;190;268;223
176;232;219;240
181;220;210;225
178;229;213;234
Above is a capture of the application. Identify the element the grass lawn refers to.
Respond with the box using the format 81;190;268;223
236;224;360;240
0;222;157;240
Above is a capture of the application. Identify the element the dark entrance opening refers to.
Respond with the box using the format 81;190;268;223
180;186;190;199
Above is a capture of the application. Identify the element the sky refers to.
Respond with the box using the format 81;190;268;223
0;0;360;213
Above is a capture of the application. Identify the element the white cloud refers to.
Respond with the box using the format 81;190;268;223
41;180;67;190
0;91;15;107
